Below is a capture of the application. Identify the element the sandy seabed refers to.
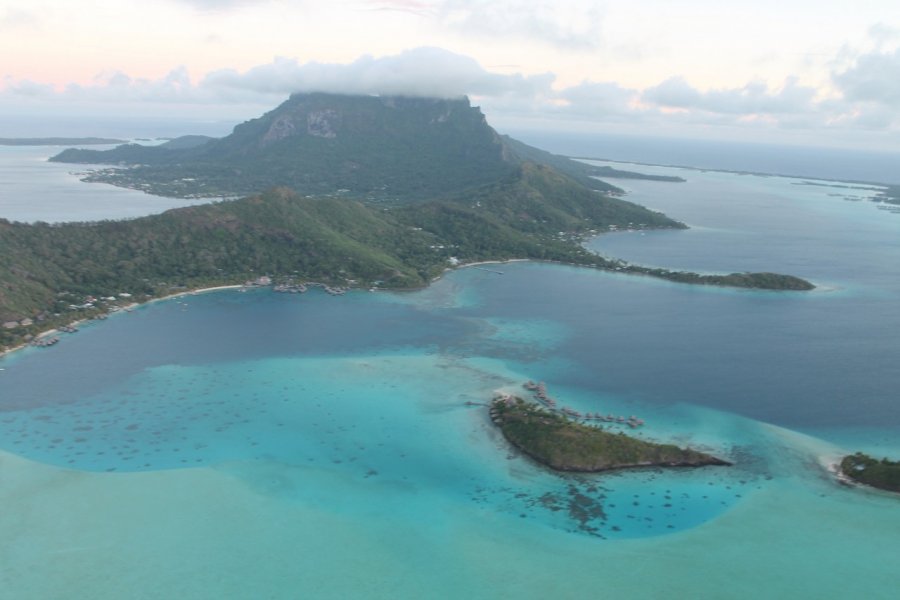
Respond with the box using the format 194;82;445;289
3;421;899;599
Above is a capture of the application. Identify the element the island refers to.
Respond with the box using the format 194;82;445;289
840;453;900;493
616;265;816;291
586;164;686;182
877;184;900;206
489;394;731;473
0;137;126;146
0;93;815;352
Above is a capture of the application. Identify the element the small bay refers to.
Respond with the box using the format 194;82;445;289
0;145;210;223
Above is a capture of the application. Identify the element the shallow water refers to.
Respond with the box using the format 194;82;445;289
0;289;752;541
1;163;899;598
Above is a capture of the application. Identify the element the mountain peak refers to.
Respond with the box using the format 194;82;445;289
49;92;629;201
244;92;481;148
53;92;517;202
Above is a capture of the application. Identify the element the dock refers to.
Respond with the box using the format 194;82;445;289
521;381;645;429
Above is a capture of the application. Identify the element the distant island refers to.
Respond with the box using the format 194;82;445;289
0;93;814;351
586;164;686;182
840;453;900;493
0;137;126;146
489;394;731;473
50;94;627;201
877;185;900;206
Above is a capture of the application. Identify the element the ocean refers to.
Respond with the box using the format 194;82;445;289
0;145;210;223
1;141;899;598
508;129;900;185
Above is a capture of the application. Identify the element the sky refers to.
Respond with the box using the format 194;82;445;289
1;0;899;150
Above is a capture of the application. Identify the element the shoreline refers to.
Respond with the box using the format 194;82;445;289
573;155;896;190
460;258;531;269
0;252;815;363
489;395;732;474
816;451;900;497
3;263;532;362
145;284;245;306
818;452;858;488
0;284;246;362
429;258;532;283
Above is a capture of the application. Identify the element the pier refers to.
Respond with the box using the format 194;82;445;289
30;336;60;348
271;281;347;295
521;381;645;429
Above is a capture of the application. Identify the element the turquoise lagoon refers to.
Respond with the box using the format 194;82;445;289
1;163;899;598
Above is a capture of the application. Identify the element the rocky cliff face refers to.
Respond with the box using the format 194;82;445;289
261;108;340;145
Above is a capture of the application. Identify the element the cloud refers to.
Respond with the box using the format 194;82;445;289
433;0;605;50
2;77;54;97
0;8;39;29
643;76;817;115
0;48;555;108
867;23;900;49
833;48;900;107
170;0;272;11
57;66;201;104
363;1;434;16
1;45;898;141
366;0;605;49
0;47;559;126
202;47;555;98
556;81;637;116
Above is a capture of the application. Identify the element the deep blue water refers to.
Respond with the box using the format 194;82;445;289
2;152;900;598
2;161;899;466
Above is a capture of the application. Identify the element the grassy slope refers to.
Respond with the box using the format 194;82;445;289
0;159;813;349
0;163;677;327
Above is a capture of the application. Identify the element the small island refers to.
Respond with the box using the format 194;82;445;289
615;265;815;291
0;137;126;146
877;184;900;206
489;394;731;473
840;452;900;493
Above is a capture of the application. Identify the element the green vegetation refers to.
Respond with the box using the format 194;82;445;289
617;265;816;290
840;453;900;493
52;93;518;202
585;164;686;182
0;163;681;348
498;136;626;192
500;138;685;183
48;96;671;200
490;396;730;472
0;93;815;350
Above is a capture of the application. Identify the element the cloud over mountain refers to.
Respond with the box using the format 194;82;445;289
2;43;899;143
202;47;555;98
